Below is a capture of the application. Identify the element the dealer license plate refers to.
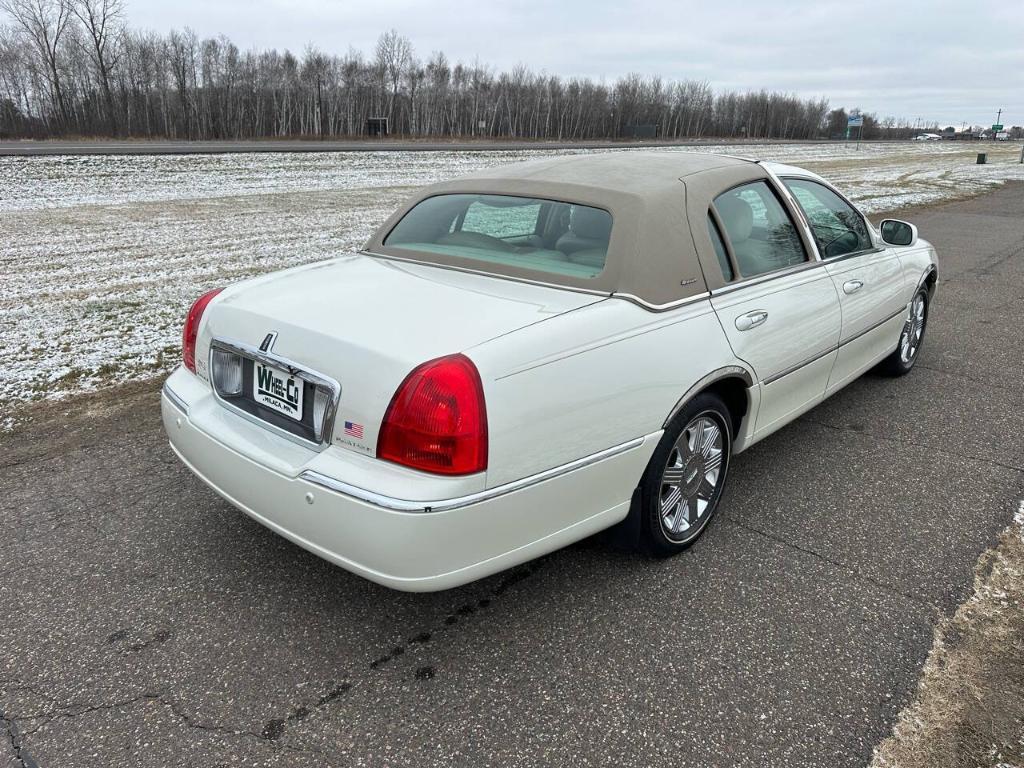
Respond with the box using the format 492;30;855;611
253;361;304;421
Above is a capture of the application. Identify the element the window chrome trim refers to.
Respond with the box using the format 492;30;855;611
761;171;823;263
760;165;823;261
300;436;647;513
818;246;886;264
209;337;341;452
611;291;711;312
709;258;828;297
162;381;189;415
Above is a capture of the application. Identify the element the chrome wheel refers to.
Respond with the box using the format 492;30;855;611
899;293;927;364
660;413;725;539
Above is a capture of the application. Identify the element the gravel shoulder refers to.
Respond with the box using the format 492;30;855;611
871;507;1024;768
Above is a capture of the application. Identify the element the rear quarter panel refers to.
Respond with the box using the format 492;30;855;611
469;298;743;487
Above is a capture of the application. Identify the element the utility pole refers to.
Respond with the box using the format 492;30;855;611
996;108;1002;126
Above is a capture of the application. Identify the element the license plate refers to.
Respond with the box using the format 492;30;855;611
253;361;304;421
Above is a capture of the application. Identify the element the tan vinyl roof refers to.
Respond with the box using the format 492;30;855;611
364;152;771;307
448;151;752;192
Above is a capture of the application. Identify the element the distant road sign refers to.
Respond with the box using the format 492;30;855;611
848;115;864;127
992;124;1004;131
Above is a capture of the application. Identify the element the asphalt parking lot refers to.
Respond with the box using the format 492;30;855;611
2;184;1023;768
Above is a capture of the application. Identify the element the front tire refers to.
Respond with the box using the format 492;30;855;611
636;393;732;557
878;287;928;376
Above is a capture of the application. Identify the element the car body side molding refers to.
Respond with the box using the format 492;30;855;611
300;435;649;514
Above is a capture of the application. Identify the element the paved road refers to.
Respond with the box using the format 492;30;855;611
0;138;826;156
2;186;1023;767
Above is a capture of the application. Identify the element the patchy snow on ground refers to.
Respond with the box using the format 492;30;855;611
871;500;1024;768
3;140;1024;418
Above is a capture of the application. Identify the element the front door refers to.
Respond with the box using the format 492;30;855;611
780;177;907;394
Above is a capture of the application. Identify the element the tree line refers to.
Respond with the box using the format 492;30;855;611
0;1;934;141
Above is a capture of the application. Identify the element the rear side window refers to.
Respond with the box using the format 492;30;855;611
707;215;734;281
384;193;612;278
712;181;807;278
783;178;872;258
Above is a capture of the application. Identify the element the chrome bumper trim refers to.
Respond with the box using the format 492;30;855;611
300;436;647;513
162;382;189;414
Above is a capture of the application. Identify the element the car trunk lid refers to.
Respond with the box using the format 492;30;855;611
200;253;604;455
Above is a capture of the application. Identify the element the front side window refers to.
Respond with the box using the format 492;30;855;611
384;194;612;278
712;182;807;278
783;178;872;258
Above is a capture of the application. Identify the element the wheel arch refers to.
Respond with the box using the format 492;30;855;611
920;264;938;299
662;366;754;444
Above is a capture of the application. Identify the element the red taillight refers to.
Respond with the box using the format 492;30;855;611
377;354;488;475
182;288;223;373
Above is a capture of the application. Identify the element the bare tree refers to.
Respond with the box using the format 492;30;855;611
0;11;847;143
1;0;73;127
70;0;122;133
374;28;410;128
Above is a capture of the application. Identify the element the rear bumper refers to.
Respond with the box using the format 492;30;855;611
162;373;656;591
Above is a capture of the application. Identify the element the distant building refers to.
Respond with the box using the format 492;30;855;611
623;124;659;139
366;117;389;137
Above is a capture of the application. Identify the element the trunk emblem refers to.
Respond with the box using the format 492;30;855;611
259;332;278;353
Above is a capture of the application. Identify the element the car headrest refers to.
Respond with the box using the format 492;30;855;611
716;195;753;243
570;206;612;241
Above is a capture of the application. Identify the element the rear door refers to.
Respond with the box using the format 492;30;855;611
709;180;842;439
780;177;907;394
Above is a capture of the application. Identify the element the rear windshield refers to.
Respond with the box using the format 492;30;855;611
383;194;612;278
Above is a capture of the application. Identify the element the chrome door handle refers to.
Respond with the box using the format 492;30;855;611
843;280;864;295
735;310;768;331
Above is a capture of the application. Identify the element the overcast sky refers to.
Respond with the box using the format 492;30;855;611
127;0;1021;127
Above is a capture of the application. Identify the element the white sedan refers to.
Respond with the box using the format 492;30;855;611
162;152;938;591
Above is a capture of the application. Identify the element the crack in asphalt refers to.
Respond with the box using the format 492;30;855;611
802;418;1024;476
257;558;545;744
16;692;319;759
724;516;934;609
1;707;39;768
913;362;1024;401
952;240;1024;279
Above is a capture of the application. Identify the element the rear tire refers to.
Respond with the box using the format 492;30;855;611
635;393;732;557
877;287;928;376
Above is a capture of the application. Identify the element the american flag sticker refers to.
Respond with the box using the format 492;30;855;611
344;420;364;439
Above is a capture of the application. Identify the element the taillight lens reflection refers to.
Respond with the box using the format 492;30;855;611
182;288;223;373
377;354;487;475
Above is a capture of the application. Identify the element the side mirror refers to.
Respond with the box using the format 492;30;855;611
880;219;918;247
